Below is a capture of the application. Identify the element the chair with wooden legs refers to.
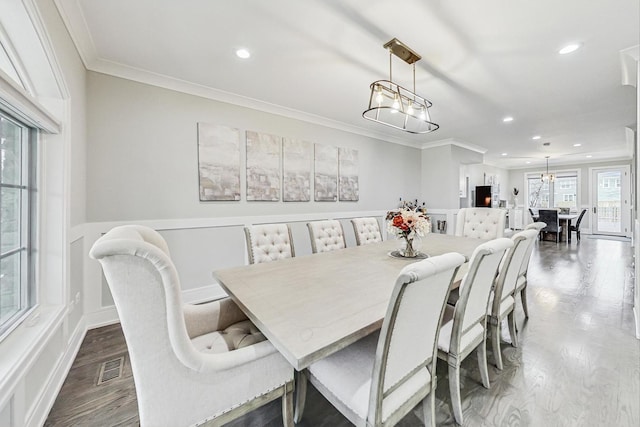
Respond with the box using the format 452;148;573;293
514;222;546;318
437;237;513;425
295;252;466;427
489;229;538;370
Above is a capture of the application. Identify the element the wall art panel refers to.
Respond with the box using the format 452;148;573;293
283;138;312;202
314;144;338;201
246;131;281;201
339;147;359;201
197;123;241;201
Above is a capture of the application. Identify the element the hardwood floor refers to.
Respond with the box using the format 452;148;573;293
45;237;640;426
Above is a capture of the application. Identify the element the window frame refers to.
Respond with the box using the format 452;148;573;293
0;109;37;340
525;168;580;210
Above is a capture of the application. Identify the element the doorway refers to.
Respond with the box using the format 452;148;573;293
591;166;631;237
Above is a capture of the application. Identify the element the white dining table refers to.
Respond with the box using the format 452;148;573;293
213;233;484;370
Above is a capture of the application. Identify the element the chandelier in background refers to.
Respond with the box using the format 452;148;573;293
541;156;555;182
362;38;439;134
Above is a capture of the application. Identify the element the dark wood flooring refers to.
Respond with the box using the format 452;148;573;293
45;236;640;426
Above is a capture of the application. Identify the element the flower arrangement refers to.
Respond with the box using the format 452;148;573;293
386;200;431;257
513;188;519;196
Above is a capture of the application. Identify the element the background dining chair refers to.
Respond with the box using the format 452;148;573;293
489;229;538;369
455;208;507;239
351;217;383;246
437;237;513;425
528;208;538;222
244;223;295;264
295;252;466;427
90;225;294;427
307;219;347;253
537;209;562;243
569;209;587;242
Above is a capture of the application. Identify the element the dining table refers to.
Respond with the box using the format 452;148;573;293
213;233;484;371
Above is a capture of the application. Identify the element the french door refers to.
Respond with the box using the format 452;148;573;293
591;166;631;236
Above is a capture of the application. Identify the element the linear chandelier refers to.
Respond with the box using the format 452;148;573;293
541;156;555;182
362;38;439;134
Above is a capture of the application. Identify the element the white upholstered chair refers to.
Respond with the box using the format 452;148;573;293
514;221;546;318
89;225;294;427
489;229;538;369
351;217;383;246
437;237;513;425
455;208;507;239
307;219;347;253
244;223;295;264
295;252;466;427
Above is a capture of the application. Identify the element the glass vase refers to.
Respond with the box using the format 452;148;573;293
399;235;422;258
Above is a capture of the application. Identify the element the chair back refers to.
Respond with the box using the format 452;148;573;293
368;252;465;425
351;217;382;246
90;225;293;426
575;209;587;228
493;230;538;313
452;238;513;353
244;223;295;264
455;208;507;239
307;220;346;253
538;209;560;233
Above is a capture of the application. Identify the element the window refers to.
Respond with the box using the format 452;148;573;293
527;171;578;209
0;110;36;338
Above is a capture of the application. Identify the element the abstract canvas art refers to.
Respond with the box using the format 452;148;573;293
283;138;312;202
314;144;338;201
197;123;241;201
339;147;359;201
246;131;281;201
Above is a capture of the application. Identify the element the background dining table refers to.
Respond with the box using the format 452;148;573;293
213;233;484;371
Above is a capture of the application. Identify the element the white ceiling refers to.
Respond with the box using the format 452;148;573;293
55;0;638;169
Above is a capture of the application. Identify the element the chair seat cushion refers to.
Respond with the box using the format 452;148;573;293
438;304;484;354
308;332;430;424
191;320;266;353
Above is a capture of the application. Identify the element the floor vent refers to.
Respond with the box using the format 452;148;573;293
97;356;125;385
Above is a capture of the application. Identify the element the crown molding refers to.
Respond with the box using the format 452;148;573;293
419;138;487;154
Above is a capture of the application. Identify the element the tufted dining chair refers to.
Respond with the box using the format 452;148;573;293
244;223;295;264
455;208;507;239
295;252;466;427
489;229;538;369
307;219;347;253
89;225;294;427
437;237;513;425
351;217;383;246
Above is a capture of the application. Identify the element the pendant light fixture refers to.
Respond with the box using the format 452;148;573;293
541;156;555;182
362;38;439;134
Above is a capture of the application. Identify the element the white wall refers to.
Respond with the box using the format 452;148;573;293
86;72;421;222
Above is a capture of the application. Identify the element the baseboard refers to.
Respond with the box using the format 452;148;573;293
25;318;87;427
85;306;120;330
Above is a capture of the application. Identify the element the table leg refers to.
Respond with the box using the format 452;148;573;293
567;219;571;243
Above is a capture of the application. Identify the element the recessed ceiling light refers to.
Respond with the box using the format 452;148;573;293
586;155;593;158
503;116;514;122
573;143;582;147
532;135;541;140
525;161;531;164
501;153;508;156
236;48;251;59
559;43;582;55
